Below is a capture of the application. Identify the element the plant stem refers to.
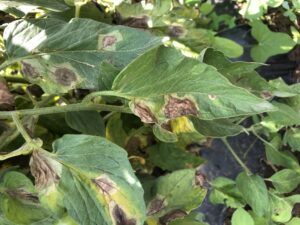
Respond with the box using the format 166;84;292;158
2;76;29;83
11;113;32;143
0;103;131;119
221;138;252;175
83;90;128;103
75;4;82;18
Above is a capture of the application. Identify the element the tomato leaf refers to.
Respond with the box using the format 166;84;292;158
112;46;276;124
3;18;161;94
236;172;270;217
30;134;146;225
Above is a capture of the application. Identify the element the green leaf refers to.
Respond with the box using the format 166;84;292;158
209;177;245;208
0;0;69;13
267;169;300;193
111;46;275;124
269;192;293;223
168;211;209;225
269;78;300;97
265;135;300;171
146;143;203;171
251;21;296;62
212;37;243;58
236;172;270;217
30;134;146;225
146;169;206;218
3;18;161;94
286;217;300;225
0;171;56;224
262;102;300;131
283;128;300;151
239;0;267;20
267;0;284;7
153;124;178;143
203;49;272;96
191;118;244;137
231;208;254;225
65;111;105;136
105;113;127;147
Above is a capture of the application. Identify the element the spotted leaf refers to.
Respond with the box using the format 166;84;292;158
111;46;276;124
29;134;146;225
3;18;161;94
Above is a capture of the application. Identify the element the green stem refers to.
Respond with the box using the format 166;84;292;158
2;76;29;83
11;113;32;143
0;124;19;150
251;129;277;151
0;103;131;119
83;90;128;103
221;138;252;175
0;144;33;161
75;4;82;18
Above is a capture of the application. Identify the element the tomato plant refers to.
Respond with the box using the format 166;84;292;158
0;1;299;225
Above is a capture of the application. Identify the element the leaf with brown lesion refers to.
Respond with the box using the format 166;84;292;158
0;81;13;110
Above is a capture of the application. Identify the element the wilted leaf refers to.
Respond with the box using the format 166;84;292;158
236;172;270;217
30;134;146;225
251;21;296;62
146;143;203;171
3;18;161;94
111;46;275;125
169;116;206;147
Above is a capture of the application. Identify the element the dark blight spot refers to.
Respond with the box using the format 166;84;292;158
21;62;40;78
54;68;76;86
195;170;208;188
147;198;166;216
133;102;157;123
167;26;185;38
102;36;117;48
164;96;198;119
7;189;39;204
93;176;116;196
260;90;273;99
30;151;60;189
159;209;187;225
0;82;14;107
113;205;136;225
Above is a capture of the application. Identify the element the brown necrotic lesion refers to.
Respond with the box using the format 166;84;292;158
53;67;77;86
30;150;60;190
21;62;40;79
112;205;136;225
164;96;198;119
